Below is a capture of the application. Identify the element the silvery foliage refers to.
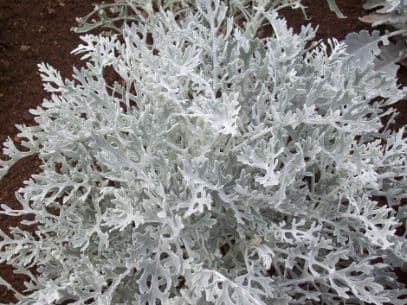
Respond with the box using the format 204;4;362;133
315;1;407;78
362;0;407;32
73;0;349;35
73;0;306;34
1;1;407;305
345;29;406;79
360;0;407;65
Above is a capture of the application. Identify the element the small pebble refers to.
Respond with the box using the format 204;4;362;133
47;8;56;16
20;45;31;52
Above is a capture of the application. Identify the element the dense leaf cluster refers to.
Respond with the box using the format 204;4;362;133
0;1;406;305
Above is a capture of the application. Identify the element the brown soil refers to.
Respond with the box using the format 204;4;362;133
0;0;95;302
0;0;405;304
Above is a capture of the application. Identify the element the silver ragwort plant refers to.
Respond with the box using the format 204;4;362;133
0;1;406;304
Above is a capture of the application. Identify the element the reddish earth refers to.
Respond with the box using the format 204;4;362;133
0;0;95;302
0;0;405;303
